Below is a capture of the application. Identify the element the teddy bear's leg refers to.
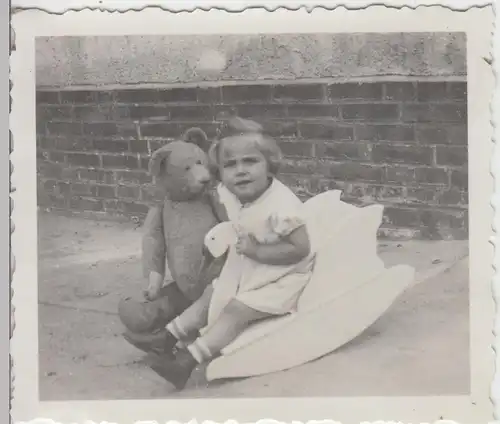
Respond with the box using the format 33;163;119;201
118;283;191;334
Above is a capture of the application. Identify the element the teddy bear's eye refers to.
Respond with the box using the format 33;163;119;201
185;165;191;171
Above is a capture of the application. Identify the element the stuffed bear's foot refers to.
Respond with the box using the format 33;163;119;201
118;297;172;334
123;328;178;357
118;283;191;334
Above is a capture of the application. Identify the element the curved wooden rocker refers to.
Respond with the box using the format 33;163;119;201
204;190;415;381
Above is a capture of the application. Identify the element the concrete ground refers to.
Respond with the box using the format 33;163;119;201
37;210;470;401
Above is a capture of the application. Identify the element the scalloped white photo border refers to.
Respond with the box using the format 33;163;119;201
9;3;498;424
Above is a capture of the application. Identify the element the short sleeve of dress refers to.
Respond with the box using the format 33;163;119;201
269;208;307;237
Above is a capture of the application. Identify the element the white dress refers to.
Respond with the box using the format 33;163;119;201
206;178;315;327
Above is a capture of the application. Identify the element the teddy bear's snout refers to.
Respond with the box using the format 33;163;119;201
193;166;212;186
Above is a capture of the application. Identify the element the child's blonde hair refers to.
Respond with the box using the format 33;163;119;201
208;132;283;179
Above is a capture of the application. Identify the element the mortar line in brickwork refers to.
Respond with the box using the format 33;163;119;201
431;145;438;167
36;74;468;92
381;83;388;100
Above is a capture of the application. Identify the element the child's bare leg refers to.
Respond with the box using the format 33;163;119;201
146;299;272;390
191;299;271;359
166;283;213;342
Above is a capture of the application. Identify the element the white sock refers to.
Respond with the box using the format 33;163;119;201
187;339;213;364
166;317;188;340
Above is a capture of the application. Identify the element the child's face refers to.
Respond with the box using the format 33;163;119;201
219;137;271;204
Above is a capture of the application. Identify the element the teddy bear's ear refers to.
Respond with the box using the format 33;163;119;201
149;146;172;177
183;127;211;152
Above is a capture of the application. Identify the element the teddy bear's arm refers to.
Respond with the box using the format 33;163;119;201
141;204;166;279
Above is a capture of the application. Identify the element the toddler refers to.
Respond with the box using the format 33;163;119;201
137;131;315;389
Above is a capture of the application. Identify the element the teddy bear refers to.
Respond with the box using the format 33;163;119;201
118;126;228;337
118;116;262;338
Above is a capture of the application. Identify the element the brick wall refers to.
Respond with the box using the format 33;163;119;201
36;80;468;240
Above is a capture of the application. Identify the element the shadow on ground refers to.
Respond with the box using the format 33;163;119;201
37;211;470;400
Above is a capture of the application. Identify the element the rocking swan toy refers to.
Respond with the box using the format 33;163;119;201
202;189;415;380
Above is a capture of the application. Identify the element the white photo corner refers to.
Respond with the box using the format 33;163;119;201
8;4;497;424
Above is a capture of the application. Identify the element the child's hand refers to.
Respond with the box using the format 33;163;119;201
235;229;259;258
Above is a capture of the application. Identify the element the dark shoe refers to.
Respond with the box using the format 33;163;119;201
123;328;178;356
145;348;198;390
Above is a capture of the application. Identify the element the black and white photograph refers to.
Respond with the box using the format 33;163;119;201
10;6;495;424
